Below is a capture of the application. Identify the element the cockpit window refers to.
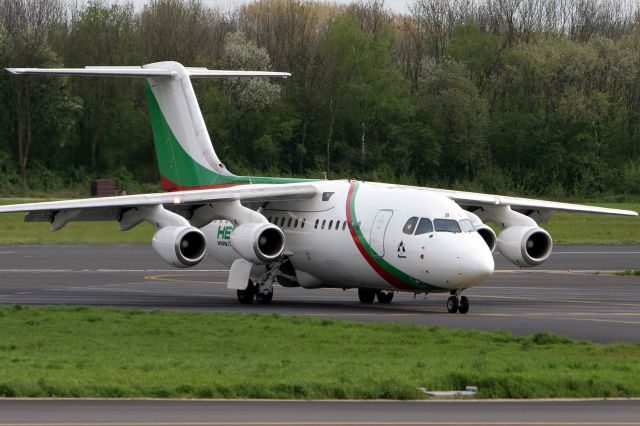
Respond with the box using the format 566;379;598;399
403;217;418;234
434;219;462;233
414;218;434;235
459;219;474;232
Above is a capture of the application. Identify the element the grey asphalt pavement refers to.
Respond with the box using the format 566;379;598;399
0;244;638;342
0;398;640;425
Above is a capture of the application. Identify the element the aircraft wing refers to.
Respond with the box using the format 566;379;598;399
423;187;638;219
0;183;317;227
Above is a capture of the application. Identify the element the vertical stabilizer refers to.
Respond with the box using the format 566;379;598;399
144;61;235;191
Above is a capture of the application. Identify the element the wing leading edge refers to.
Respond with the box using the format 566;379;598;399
0;183;317;226
423;187;637;218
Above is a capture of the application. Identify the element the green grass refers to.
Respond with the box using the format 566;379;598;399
0;200;637;244
0;306;639;399
0;199;155;244
616;270;640;276
542;202;640;244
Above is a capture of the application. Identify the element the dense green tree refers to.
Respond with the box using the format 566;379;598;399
0;0;638;196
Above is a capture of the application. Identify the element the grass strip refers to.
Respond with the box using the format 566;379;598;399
543;202;640;244
616;270;640;276
0;306;639;399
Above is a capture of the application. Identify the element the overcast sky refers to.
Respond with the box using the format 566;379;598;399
131;0;412;15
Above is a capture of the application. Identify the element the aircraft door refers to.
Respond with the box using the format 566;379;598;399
370;210;393;256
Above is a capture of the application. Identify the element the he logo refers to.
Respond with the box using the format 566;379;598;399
217;225;233;240
397;241;407;259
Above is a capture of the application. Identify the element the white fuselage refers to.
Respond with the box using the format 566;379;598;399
205;180;494;294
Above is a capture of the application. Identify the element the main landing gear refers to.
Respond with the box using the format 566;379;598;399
447;290;469;314
237;279;274;305
358;288;395;304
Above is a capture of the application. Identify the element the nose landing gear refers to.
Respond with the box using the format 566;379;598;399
447;291;469;314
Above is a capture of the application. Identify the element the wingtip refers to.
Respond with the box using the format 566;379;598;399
5;68;23;74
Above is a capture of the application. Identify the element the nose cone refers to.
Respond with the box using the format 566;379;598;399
459;248;494;285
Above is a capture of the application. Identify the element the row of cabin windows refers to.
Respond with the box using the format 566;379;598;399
313;218;360;231
267;216;306;229
267;215;360;232
402;217;475;235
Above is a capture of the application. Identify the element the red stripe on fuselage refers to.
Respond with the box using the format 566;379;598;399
345;181;413;291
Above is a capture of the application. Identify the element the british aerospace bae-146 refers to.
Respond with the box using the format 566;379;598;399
3;62;637;313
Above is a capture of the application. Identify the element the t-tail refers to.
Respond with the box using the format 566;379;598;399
6;61;307;191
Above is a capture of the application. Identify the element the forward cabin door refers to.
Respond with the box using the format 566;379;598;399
370;210;393;257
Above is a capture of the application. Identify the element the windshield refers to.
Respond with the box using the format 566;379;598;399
403;217;419;234
459;219;475;232
415;218;434;235
434;219;462;233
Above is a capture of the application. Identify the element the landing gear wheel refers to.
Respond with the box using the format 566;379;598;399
458;296;470;314
358;288;376;304
237;281;256;304
446;296;459;313
376;290;394;304
256;289;274;305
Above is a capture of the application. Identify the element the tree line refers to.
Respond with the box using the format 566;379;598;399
0;0;639;197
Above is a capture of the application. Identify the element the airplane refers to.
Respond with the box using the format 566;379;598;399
2;61;637;313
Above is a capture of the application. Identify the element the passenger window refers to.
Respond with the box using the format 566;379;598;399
460;219;474;232
335;220;340;230
342;221;347;231
267;216;272;223
403;217;419;235
314;219;319;229
434;219;462;233
280;217;286;227
301;218;306;229
294;218;299;228
414;218;433;235
287;217;292;227
321;219;326;230
328;220;333;229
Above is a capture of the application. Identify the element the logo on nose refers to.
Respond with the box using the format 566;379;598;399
397;241;406;259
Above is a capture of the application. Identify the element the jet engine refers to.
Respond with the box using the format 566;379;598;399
230;223;285;264
152;226;207;268
476;225;497;252
497;226;552;267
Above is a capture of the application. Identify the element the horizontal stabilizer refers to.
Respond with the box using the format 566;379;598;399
5;65;291;79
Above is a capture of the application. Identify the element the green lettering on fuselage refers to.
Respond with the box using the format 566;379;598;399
217;225;233;240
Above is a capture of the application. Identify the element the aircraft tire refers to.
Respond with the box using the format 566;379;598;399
237;281;256;304
256;289;274;304
358;288;376;304
376;290;394;304
458;296;470;314
446;296;459;313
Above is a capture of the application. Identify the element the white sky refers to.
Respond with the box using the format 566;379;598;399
131;0;412;15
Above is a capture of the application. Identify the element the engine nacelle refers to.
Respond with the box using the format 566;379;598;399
476;225;497;253
152;226;207;268
230;223;285;264
497;226;553;267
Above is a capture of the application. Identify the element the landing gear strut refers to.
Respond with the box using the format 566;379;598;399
237;282;275;305
236;261;282;305
447;291;469;314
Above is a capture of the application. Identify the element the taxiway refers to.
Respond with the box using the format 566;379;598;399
0;244;638;343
